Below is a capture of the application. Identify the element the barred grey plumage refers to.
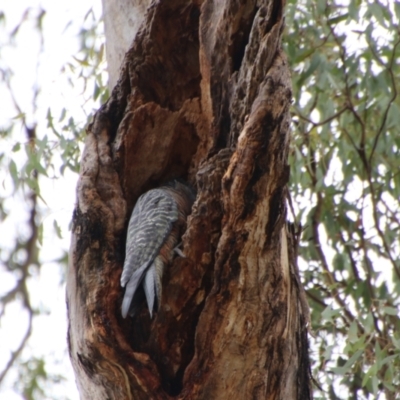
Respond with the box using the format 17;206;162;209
120;180;195;318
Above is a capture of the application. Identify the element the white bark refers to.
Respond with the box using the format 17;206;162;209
101;0;151;90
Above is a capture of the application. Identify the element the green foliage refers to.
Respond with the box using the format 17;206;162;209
285;0;400;398
12;356;67;400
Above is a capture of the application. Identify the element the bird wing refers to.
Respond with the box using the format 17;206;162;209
120;188;179;317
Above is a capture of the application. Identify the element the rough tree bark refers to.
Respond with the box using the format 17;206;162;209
67;0;312;398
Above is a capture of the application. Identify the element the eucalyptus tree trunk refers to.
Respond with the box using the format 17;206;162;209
66;0;312;398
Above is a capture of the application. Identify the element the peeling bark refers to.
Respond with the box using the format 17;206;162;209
67;0;312;399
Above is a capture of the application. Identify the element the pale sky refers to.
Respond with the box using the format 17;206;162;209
0;1;103;398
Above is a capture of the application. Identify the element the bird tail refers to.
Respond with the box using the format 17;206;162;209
142;257;164;318
143;265;156;318
121;262;148;318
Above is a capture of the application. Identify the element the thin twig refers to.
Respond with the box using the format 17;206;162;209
367;35;400;164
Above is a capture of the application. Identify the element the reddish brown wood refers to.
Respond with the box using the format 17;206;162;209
67;0;312;398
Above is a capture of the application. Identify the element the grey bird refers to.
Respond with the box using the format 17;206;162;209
120;180;195;318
